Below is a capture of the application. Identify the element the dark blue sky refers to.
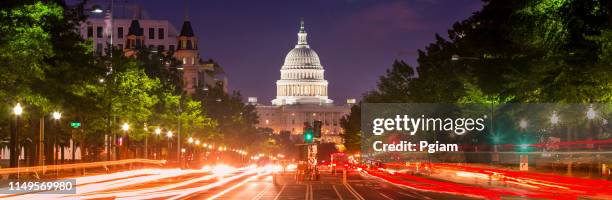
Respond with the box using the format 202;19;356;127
97;0;483;104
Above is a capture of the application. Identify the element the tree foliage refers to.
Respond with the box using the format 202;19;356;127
342;0;612;151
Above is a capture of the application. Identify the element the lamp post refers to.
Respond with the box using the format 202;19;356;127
586;105;598;177
153;127;161;159
121;123;129;159
10;103;23;169
51;112;61;167
89;1;115;162
143;124;148;159
166;131;173;160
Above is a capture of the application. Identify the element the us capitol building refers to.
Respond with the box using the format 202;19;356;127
250;20;354;144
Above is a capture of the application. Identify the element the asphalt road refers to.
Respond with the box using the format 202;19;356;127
184;171;479;200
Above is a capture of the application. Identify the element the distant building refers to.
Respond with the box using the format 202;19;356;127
252;20;352;144
79;9;227;94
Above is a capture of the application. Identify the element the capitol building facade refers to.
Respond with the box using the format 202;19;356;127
251;20;353;144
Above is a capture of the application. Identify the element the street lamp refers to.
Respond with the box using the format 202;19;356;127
10;103;23;169
166;131;173;138
90;5;104;13
550;111;560;125
195;140;200;145
188;137;194;144
519;119;528;129
122;123;129;131
13;103;23;116
52;111;62;120
587;105;597;120
51;111;61;167
154;128;162;135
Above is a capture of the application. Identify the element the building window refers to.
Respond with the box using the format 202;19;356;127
96;26;103;38
87;26;93;38
148;28;155;39
96;43;103;53
118;44;123;49
157;45;164;52
148;45;154;49
117;27;123;39
158;28;164;39
187;40;192;49
169;45;175;51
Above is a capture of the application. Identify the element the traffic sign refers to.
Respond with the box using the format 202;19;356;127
70;121;81;128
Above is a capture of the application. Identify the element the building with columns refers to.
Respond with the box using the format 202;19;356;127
252;20;353;144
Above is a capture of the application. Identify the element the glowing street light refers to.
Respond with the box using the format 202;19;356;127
188;137;194;144
154;127;162;135
519;119;528;129
550;111;560;125
587;105;597;120
13;103;23;116
195;140;200;145
90;5;104;13
121;123;129;131
52;111;62;120
166;131;173;138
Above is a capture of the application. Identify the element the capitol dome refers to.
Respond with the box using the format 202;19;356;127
272;20;333;106
283;47;322;69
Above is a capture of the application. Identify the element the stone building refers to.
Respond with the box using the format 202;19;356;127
252;20;353;144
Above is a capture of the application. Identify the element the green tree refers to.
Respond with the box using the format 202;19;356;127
340;104;361;153
195;85;259;148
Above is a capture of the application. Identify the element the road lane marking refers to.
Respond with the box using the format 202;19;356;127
309;184;313;200
251;183;273;200
378;192;394;200
344;183;365;200
304;184;311;200
332;185;344;200
358;171;435;200
204;173;265;200
273;184;286;200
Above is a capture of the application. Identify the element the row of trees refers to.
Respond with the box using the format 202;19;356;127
0;0;263;166
342;0;612;153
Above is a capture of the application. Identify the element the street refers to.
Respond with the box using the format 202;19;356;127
0;166;480;200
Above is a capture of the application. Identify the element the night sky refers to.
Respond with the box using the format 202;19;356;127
91;0;483;104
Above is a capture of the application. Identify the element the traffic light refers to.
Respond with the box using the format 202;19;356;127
303;122;313;143
304;129;313;143
313;120;322;138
